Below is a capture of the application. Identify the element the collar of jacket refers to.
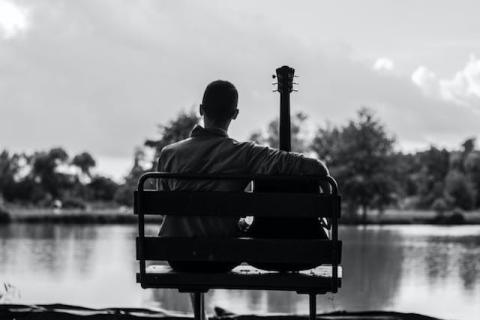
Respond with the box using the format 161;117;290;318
190;125;228;138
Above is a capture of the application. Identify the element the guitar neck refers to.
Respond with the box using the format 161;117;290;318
279;90;291;152
275;65;295;152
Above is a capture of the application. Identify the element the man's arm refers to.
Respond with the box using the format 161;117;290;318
244;143;332;193
299;157;329;176
298;157;331;193
156;149;170;191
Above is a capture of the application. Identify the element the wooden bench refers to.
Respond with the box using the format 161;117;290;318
134;172;342;320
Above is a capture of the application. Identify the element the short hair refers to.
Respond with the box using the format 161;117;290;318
202;80;238;121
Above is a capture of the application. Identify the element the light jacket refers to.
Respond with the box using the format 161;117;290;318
157;125;325;237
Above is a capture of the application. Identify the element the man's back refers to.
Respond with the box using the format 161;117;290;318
157;125;318;237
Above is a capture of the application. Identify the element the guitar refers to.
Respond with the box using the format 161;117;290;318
247;66;328;271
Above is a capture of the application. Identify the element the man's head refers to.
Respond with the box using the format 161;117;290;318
200;80;239;127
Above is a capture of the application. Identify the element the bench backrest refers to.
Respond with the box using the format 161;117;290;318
134;172;342;292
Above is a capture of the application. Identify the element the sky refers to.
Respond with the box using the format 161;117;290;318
1;0;480;181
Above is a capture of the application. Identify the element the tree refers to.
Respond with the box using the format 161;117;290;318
462;137;476;155
464;151;480;208
389;152;418;200
0;151;20;197
114;147;148;206
87;176;118;201
444;170;476;210
439;138;480;210
0;151;40;203
30;147;70;200
311;108;397;221
413;147;450;209
72;152;96;178
249;112;310;153
144;110;200;164
457;138;480;208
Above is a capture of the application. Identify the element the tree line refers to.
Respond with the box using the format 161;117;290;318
1;108;479;219
250;108;480;218
0;149;118;209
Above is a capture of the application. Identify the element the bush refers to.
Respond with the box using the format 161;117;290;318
87;176;119;201
0;206;11;223
62;197;87;210
430;208;466;225
444;170;476;210
114;185;134;207
446;210;466;224
432;198;448;214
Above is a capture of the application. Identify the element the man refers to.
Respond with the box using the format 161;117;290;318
157;80;329;272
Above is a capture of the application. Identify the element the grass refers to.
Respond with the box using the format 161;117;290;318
341;208;480;225
2;207;162;224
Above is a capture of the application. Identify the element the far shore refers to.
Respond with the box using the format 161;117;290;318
0;207;161;224
344;208;480;225
1;206;480;225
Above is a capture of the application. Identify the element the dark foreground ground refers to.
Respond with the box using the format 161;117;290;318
0;304;444;320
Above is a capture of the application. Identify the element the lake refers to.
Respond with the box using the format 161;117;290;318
1;224;479;320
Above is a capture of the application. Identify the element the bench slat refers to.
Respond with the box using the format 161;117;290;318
134;191;340;218
137;237;342;264
137;265;342;293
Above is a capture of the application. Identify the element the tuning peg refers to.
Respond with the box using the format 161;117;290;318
294;75;299;77
272;89;278;92
272;82;278;85
293;82;299;85
292;89;298;92
272;75;276;79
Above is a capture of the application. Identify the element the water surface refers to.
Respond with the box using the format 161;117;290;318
1;224;479;320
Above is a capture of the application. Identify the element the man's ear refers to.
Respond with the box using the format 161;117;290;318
232;108;239;120
199;104;205;116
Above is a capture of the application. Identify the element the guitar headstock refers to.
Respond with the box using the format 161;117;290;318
272;65;297;94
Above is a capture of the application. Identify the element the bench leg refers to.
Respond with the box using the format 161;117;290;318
309;294;316;320
192;292;205;320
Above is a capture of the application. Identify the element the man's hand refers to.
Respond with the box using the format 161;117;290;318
301;158;331;193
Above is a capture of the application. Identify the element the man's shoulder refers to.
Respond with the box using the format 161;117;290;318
161;138;194;152
165;135;252;148
157;139;192;164
160;136;261;163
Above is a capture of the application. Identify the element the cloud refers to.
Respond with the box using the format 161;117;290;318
0;0;300;160
373;57;395;72
411;66;439;95
300;50;480;152
0;0;29;39
412;55;480;107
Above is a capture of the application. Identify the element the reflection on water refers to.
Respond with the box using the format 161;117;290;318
1;224;479;320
